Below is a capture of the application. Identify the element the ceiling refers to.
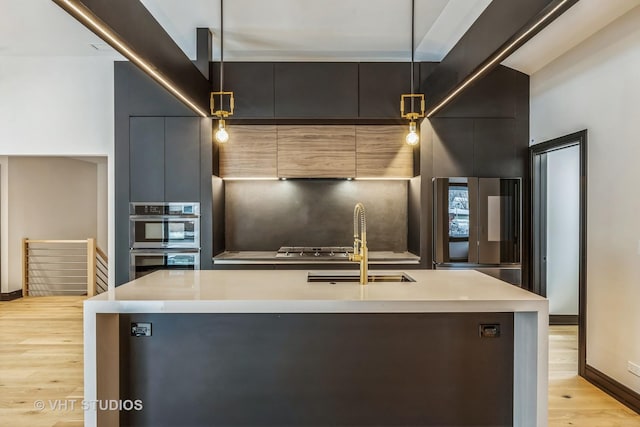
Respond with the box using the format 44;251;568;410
0;0;491;61
0;0;122;57
139;0;492;62
1;0;639;76
502;0;640;74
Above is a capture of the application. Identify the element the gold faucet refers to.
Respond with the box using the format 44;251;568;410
349;203;368;285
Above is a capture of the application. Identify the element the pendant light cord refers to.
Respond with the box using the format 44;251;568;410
219;0;224;111
410;0;415;114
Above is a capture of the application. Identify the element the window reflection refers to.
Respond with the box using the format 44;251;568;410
448;185;469;238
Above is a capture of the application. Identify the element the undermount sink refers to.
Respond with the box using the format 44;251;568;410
307;271;415;283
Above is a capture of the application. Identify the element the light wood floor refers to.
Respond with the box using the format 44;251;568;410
1;297;640;426
548;325;640;426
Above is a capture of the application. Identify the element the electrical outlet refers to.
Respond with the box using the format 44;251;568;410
628;361;640;377
131;322;152;337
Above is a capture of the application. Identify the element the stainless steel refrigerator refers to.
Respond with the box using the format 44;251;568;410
433;177;520;267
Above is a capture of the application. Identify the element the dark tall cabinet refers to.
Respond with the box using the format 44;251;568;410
164;117;200;201
116;62;213;285
130;117;201;202
130;117;164;202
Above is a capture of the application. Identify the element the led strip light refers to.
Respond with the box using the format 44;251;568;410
426;0;572;117
59;0;208;118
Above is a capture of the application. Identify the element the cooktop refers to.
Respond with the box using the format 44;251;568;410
275;246;353;259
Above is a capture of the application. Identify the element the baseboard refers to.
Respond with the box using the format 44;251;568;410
585;364;640;414
0;290;23;301
549;314;578;325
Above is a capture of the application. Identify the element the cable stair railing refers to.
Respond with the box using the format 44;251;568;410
95;246;108;294
22;238;109;297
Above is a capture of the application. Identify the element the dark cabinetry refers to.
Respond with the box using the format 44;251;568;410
274;63;359;118
130;116;201;202
430;117;519;177
359;63;415;118
164;117;200;200
436;66;519;118
130;117;164;201
211;61;436;121
212;62;275;118
474;119;518;177
116;63;213;285
120;312;514;427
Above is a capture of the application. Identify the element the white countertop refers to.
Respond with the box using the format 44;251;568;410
86;269;546;314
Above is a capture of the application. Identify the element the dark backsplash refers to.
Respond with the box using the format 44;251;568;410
225;180;408;251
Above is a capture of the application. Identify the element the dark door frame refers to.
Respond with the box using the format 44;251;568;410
529;129;587;376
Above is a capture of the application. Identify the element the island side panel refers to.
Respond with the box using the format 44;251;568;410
118;312;514;427
514;310;549;427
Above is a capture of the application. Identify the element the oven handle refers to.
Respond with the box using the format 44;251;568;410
129;250;200;256
129;203;200;216
129;215;199;221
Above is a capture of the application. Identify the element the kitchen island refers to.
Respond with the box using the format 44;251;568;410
84;269;548;427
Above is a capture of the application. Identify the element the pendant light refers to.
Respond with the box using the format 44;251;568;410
210;0;234;143
400;0;425;145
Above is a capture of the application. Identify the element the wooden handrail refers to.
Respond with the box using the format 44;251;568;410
22;238;107;297
24;239;90;244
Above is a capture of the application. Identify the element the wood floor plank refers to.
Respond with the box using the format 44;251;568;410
548;325;640;426
2;298;640;425
0;296;85;426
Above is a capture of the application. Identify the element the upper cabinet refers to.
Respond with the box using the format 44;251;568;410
211;63;420;178
211;61;434;121
277;125;356;178
216;125;414;179
219;125;277;178
212;62;275;118
356;126;414;178
274;63;359;118
359;63;414;119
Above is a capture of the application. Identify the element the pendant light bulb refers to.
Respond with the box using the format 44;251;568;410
214;119;229;143
406;121;419;145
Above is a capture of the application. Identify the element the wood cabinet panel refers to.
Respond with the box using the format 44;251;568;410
356;126;414;178
277;125;356;178
219;125;277;178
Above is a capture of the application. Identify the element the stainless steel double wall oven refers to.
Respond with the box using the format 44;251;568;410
129;202;200;279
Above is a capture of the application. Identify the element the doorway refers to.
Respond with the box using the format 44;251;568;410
530;130;587;376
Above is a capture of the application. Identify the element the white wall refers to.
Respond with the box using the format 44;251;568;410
546;145;580;316
0;157;8;294
97;159;108;252
7;157;98;292
0;56;113;155
531;5;640;392
0;56;115;290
